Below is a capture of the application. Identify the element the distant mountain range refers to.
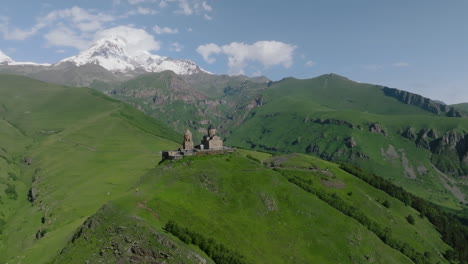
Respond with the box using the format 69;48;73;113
0;35;206;75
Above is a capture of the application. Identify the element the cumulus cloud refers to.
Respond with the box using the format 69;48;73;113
196;43;221;64
0;16;46;40
94;26;160;54
128;0;213;18
126;7;159;16
153;25;179;34
44;26;90;50
197;41;296;75
0;6;115;41
41;6;115;32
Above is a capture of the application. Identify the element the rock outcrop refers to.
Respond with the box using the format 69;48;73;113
382;87;465;117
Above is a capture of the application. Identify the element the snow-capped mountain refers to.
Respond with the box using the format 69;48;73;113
0;50;51;66
0;50;14;65
58;37;207;75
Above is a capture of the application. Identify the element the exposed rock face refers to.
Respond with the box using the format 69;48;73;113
405;128;468;176
401;127;416;140
369;123;386;135
312;118;354;128
344;137;357;148
382;87;464;117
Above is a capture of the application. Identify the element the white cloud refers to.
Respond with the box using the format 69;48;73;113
127;7;159;16
197;41;296;75
176;0;193;15
42;6;115;29
153;25;179;34
44;26;90;50
170;42;183;52
0;6;115;41
94;26;160;54
196;43;221;64
202;1;212;12
305;60;316;67
392;62;410;67
56;49;66;53
203;14;212;20
0;16;46;40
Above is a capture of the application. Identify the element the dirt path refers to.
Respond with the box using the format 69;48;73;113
137;201;160;220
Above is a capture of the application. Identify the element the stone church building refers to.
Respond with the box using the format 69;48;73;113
163;125;233;160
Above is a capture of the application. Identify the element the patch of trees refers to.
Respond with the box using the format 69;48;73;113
279;169;431;264
339;163;468;264
164;220;248;264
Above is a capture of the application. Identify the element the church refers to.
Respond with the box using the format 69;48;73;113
162;125;234;160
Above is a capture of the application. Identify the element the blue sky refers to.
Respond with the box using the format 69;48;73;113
1;0;468;103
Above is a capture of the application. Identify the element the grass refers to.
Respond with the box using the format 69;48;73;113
227;74;468;211
75;153;450;264
0;74;179;263
0;74;456;264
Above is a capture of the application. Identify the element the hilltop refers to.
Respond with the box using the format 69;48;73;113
227;74;468;210
50;153;454;264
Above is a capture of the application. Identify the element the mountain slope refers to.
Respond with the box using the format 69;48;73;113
0;74;179;263
452;103;468;112
91;71;269;139
227;74;468;210
50;153;453;264
0;50;13;65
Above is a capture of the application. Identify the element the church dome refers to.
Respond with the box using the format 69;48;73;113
208;124;216;136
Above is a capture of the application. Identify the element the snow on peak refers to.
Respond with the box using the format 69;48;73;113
0;50;51;66
0;50;14;65
59;36;207;75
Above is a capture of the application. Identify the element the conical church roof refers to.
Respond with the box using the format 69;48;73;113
185;129;192;135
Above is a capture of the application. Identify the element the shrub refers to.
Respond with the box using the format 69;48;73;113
406;215;415;225
7;172;18;181
382;200;390;208
5;183;18;200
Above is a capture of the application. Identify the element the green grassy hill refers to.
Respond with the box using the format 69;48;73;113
0;74;180;263
227;74;468;211
0;74;464;264
50;153;455;264
452;103;468;112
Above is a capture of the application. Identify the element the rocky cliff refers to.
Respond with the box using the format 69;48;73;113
383;87;465;117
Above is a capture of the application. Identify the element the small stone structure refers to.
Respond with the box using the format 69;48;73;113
162;125;235;160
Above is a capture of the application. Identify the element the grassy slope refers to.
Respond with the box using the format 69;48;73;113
0;74;453;263
452;103;468;112
50;202;215;264
227;74;468;210
0;75;180;264
57;153;449;264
